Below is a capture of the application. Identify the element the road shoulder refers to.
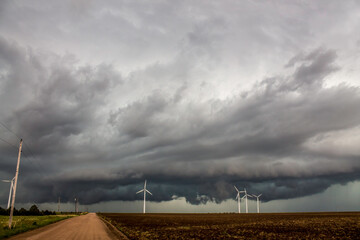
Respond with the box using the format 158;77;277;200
97;214;129;240
7;216;77;240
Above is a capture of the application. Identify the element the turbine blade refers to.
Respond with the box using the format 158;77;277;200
144;180;147;189
259;194;262;197
2;180;11;182
146;190;152;195
241;195;246;199
234;186;239;192
136;189;144;194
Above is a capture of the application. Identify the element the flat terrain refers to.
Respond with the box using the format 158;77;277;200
99;212;360;239
6;213;120;240
0;215;73;239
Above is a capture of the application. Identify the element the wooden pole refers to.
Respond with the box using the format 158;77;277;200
8;139;23;228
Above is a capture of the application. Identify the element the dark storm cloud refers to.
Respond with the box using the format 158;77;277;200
1;36;360;206
1;1;360;207
0;37;122;177
99;47;360;204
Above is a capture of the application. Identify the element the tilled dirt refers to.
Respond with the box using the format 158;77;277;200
100;212;360;239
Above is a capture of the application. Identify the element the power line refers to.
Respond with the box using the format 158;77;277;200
0;119;22;150
0;120;22;140
0;119;58;200
0;136;18;150
0;119;47;177
0;137;46;180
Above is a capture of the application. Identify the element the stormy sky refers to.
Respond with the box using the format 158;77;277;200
0;0;360;212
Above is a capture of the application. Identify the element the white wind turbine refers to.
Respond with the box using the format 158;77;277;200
252;194;262;213
241;188;252;213
1;177;15;209
136;180;153;214
234;186;245;213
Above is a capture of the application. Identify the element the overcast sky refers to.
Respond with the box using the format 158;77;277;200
1;0;360;212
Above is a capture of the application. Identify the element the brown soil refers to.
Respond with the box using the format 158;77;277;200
99;212;360;239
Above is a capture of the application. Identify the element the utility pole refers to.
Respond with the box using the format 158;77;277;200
8;139;23;229
58;197;60;212
74;197;78;213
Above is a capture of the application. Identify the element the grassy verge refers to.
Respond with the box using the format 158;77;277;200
0;215;75;239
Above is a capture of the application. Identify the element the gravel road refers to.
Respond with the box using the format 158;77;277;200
8;213;124;240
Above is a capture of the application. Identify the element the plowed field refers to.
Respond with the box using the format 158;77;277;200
99;212;360;239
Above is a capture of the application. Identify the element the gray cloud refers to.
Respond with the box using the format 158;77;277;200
3;37;360;205
1;1;360;208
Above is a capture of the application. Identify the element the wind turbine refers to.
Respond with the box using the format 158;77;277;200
241;188;252;213
1;177;15;209
252;194;262;213
136;180;152;214
234;186;245;213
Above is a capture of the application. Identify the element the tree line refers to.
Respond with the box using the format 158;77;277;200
0;205;56;216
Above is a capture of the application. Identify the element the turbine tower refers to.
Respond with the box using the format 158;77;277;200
234;186;245;213
252;194;262;213
8;139;23;229
241;188;252;213
136;180;152;214
1;177;15;209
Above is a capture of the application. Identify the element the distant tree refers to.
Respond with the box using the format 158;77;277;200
0;206;6;215
0;205;56;216
13;207;20;216
29;205;41;216
19;208;28;216
43;210;55;215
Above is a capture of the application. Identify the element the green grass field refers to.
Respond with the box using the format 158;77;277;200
0;215;74;239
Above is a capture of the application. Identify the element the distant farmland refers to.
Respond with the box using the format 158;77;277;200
99;212;360;239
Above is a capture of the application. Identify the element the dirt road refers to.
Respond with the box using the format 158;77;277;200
9;213;125;240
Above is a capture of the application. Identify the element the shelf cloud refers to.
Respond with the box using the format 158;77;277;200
0;0;359;207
